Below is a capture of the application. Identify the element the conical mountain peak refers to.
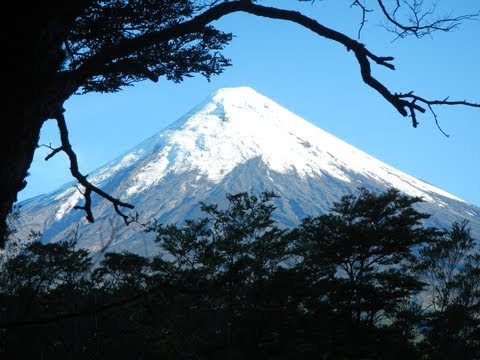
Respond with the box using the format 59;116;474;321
81;86;464;205
209;86;262;102
180;86;290;127
17;86;480;252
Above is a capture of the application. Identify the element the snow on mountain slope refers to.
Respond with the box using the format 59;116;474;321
55;86;463;213
15;86;480;253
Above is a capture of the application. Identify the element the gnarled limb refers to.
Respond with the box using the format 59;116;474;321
50;111;135;225
229;3;479;127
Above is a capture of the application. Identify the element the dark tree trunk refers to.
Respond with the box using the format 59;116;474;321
0;110;45;245
2;2;86;245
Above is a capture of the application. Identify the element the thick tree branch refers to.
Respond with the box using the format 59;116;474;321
239;3;479;128
65;2;393;80
65;1;478;130
236;3;412;118
54;111;134;224
65;2;403;114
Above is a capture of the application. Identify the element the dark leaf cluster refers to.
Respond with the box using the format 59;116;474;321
66;0;232;92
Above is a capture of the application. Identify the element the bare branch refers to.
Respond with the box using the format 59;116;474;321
38;143;64;161
427;103;449;137
395;92;480;131
53;111;135;224
377;0;480;39
351;0;373;39
90;217;126;268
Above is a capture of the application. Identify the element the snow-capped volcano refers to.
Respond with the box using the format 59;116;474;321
16;87;479;253
118;87;461;202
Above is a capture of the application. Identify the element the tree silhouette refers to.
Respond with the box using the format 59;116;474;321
417;220;480;359
291;188;441;358
7;0;479;245
1;190;477;358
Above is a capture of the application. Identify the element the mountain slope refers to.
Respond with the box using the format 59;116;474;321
16;87;480;254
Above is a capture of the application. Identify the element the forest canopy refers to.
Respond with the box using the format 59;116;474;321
1;189;479;358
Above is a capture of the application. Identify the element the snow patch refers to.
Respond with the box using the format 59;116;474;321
126;147;172;195
55;188;83;220
465;210;477;217
93;151;142;184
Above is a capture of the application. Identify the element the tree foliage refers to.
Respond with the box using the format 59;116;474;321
417;221;480;359
2;188;478;358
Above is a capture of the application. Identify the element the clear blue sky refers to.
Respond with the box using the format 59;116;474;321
19;0;480;207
